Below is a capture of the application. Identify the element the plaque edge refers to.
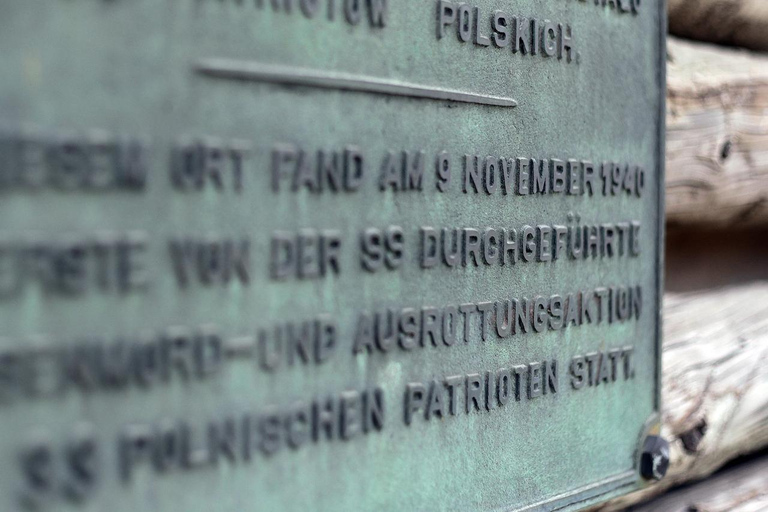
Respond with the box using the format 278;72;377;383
502;1;669;509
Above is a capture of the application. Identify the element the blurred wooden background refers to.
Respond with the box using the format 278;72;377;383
597;3;768;509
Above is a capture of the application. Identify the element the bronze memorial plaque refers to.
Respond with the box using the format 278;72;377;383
0;0;665;510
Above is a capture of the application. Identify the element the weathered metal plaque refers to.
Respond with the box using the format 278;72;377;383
0;1;665;510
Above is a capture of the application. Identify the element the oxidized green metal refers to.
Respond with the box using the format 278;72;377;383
0;0;665;510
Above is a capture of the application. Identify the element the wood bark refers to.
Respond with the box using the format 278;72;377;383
666;37;768;226
595;282;768;510
668;0;768;52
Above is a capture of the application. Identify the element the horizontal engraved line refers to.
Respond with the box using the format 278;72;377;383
194;59;517;108
224;336;256;359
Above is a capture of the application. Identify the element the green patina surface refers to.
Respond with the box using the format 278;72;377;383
0;0;664;510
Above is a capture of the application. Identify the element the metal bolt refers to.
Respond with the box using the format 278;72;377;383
640;435;670;481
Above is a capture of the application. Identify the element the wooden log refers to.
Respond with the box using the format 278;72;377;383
668;0;768;52
631;454;768;512
666;37;768;226
594;282;768;510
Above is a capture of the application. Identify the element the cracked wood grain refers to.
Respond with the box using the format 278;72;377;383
666;37;768;226
595;282;768;510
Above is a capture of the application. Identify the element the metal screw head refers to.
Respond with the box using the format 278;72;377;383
640;435;670;481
